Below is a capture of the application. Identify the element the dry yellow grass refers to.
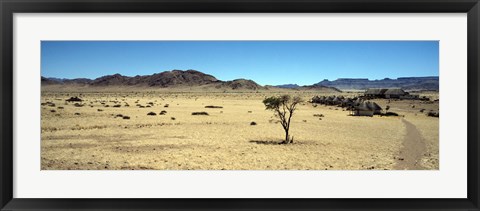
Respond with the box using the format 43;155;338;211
41;91;439;170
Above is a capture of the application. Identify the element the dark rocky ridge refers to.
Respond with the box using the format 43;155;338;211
42;70;263;90
89;70;220;87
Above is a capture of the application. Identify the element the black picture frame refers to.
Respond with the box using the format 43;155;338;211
1;0;479;210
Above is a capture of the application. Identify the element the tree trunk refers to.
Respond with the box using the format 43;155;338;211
284;129;290;144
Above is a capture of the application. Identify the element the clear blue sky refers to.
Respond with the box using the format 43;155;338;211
41;41;438;86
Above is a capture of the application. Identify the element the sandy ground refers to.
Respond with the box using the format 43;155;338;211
41;91;439;170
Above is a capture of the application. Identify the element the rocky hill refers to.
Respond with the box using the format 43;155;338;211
42;70;266;90
214;79;263;90
314;76;439;91
87;70;220;87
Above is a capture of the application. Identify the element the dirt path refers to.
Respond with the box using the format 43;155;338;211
395;118;427;170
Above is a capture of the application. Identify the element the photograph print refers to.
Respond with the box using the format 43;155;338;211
41;41;439;170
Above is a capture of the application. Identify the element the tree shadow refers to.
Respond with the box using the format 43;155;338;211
249;140;283;145
249;139;324;146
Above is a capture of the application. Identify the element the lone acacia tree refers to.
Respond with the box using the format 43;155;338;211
263;95;303;144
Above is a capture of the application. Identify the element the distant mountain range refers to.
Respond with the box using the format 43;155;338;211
42;70;267;91
42;70;438;91
312;77;439;90
275;84;300;89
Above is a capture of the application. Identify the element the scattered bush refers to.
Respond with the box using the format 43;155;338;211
97;109;103;112
113;105;121;108
313;114;324;117
50;109;56;113
74;103;84;107
192;112;209;115
419;109;425;113
248;111;252;113
57;106;64;109
164;104;169;108
427;111;439;117
205;105;223;108
66;97;82;102
147;112;157;116
250;121;257;125
115;114;123;118
171;117;176;120
159;110;167;115
123;116;130;119
74;113;81;115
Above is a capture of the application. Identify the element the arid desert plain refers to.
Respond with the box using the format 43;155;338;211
41;89;439;170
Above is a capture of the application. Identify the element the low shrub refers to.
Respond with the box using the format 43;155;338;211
192;112;209;116
66;96;82;102
427;111;439;117
205;105;223;108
